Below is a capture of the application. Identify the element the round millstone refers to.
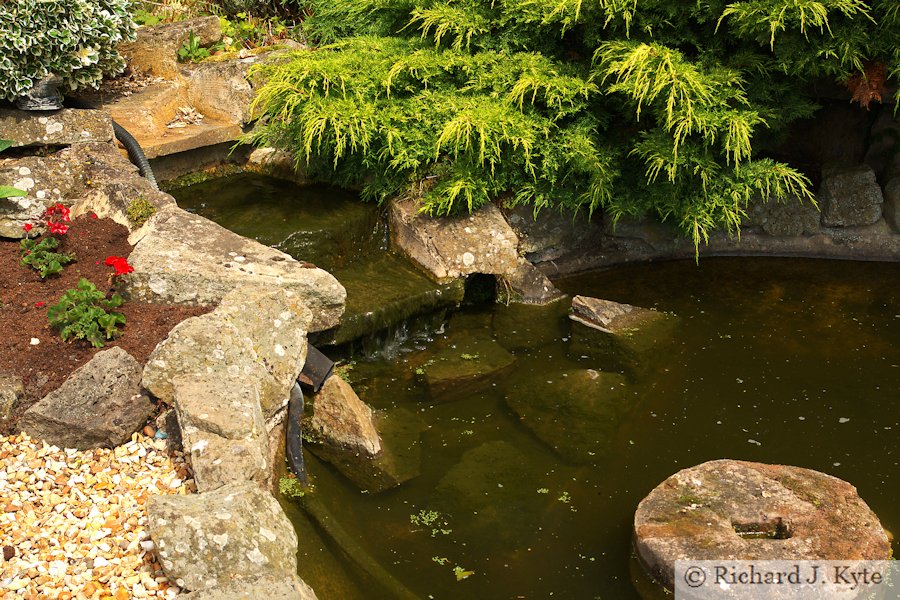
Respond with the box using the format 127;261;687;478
633;459;891;590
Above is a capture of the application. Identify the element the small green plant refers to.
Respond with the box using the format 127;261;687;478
125;197;157;227
459;353;479;361
432;556;450;565
278;475;307;498
177;31;222;62
410;509;452;537
47;279;126;348
19;236;76;279
453;565;475;581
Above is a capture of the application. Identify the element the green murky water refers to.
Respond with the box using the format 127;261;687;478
172;176;899;599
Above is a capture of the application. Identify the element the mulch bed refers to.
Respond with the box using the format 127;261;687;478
0;214;208;433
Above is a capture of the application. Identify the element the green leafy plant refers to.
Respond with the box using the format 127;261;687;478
47;279;126;348
126;197;157;228
410;509;452;537
19;235;76;279
278;475;307;498
0;140;27;199
0;0;136;102
177;31;217;62
250;0;898;253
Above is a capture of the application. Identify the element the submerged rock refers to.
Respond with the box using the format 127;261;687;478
148;481;298;592
504;368;630;464
490;299;571;352
417;327;516;397
18;347;154;449
568;295;677;378
634;459;892;590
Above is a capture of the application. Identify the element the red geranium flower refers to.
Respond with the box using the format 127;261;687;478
22;223;33;233
105;256;134;277
35;301;46;308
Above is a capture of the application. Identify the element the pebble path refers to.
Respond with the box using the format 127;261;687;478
0;433;195;599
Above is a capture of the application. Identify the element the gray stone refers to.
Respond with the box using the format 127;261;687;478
120;16;222;79
173;375;269;492
634;460;892;590
388;197;519;282
820;164;884;227
306;376;381;457
504;369;629;463
747;194;821;237
181;573;318;600
502;203;600;262
490;300;571;352
147;481;298;592
418;327;516;396
569;295;677;378
142;286;312;419
124;205;345;331
0;373;24;429
17;347;155;449
498;257;566;305
0;109;114;148
884;177;900;232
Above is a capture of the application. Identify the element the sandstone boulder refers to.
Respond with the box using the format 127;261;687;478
18;347;155;449
820;164;884;227
124;205;345;331
0;109;113;148
180;573;318;600
142;286;312;419
569;295;677;378
147;481;298;592
305;376;381;457
498;257;566;305
174;375;269;492
634;459;892;590
388;197;518;281
185;60;255;124
120;16;222;79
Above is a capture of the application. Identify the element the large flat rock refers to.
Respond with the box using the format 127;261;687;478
18;347;155;449
0;108;113;148
124;205;345;331
147;481;298;592
389;197;519;281
634;459;892;590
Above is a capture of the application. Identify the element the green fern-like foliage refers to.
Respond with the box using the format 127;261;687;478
252;0;896;249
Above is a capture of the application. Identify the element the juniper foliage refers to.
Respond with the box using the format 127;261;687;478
251;0;897;248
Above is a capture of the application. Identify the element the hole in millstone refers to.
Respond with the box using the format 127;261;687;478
732;517;792;540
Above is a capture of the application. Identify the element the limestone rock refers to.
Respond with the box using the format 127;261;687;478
174;376;269;492
884;177;900;232
18;347;155;449
569;295;677;378
634;459;892;590
388;197;519;281
124;205;345;331
0;373;24;429
181;573;318;600
504;369;629;463
147;481;298;592
142;286;312;418
185;60;255;124
0;108;113;148
120;16;222;79
748;194;821;237
820;164;884;227
499;257;566;305
502;203;600;262
306;376;381;457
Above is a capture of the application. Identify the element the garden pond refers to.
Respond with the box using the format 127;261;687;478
173;174;899;600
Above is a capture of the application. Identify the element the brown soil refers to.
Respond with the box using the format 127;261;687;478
0;215;208;432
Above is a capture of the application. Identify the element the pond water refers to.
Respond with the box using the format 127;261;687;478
172;176;899;599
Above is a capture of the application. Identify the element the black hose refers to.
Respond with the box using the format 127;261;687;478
112;120;159;190
286;381;307;484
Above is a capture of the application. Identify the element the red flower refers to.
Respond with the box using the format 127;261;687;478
22;223;33;233
105;256;134;277
35;301;46;308
47;222;69;235
90;213;98;219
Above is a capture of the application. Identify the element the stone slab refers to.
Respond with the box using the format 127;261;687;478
0;108;114;148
